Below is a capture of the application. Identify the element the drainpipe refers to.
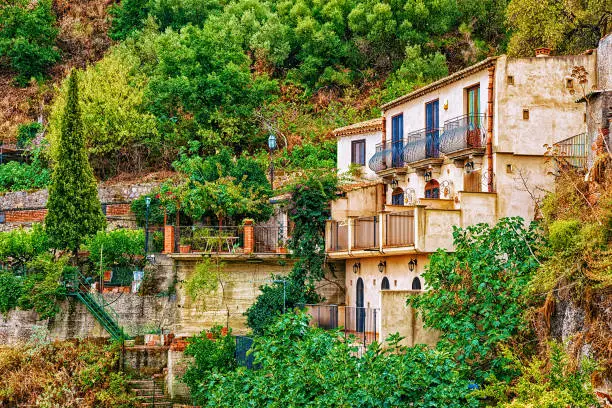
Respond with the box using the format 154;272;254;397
486;65;495;192
381;115;387;168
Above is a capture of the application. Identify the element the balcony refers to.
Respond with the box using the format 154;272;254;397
368;139;405;174
439;114;486;158
402;128;443;169
325;210;416;255
552;133;590;169
304;304;380;347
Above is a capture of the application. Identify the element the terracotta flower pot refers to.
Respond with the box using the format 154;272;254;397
103;270;112;282
179;245;191;254
276;247;288;254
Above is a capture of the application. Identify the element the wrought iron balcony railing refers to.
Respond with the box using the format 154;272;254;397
368;139;405;172
403;128;441;164
440;113;486;154
553;133;590;169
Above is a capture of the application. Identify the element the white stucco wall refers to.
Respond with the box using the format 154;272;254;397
337;130;381;179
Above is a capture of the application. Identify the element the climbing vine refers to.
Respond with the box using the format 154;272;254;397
246;172;337;334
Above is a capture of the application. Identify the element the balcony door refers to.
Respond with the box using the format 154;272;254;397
391;114;403;168
356;278;365;333
466;85;482;148
425;100;439;158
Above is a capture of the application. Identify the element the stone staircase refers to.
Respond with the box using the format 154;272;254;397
129;378;173;408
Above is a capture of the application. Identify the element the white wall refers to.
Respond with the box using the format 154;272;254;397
337;130;381;179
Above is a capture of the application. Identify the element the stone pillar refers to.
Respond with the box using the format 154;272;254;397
163;225;175;254
243;219;254;254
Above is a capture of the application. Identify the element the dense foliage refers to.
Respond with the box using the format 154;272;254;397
0;147;51;193
192;312;477;407
45;73;106;253
0;0;60;85
0;339;138;407
0;224;49;273
182;325;237;405
246;173;337;334
85;229;145;272
409;217;542;384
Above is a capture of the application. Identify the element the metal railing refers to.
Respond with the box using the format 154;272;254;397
384;210;415;247
326;220;348;252
253;225;284;253
235;336;255;369
440;113;486;154
353;216;378;250
553;132;590;169
403;128;441;163
177;225;243;253
303;304;380;346
368;139;405;172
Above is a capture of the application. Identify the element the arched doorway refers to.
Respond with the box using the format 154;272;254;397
411;277;422;290
425;179;440;199
381;277;390;290
356;278;365;332
391;187;404;205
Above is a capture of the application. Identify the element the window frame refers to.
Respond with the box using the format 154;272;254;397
351;139;366;166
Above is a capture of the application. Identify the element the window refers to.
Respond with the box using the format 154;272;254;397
0;212;5;224
391;187;404;205
411;277;422;290
466;85;480;124
523;109;530;120
425;100;440;158
381;277;390;290
424;179;440;199
351;139;366;165
507;75;514;85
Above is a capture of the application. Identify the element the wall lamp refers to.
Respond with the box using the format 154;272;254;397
352;262;361;274
377;260;386;273
424;171;432;182
408;258;417;272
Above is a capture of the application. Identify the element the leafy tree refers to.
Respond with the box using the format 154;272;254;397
16;122;42;148
0;224;49;273
85;229;145;272
45;73;106;254
0;0;60;84
476;343;599;407
0;272;22;314
47;47;161;177
506;0;611;56
108;0;151;41
408;217;542;383
17;254;69;319
246;173;337;334
182;325;236;405
198;312;477;407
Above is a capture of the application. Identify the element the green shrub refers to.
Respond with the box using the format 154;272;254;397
131;195;167;226
548;219;581;252
0;0;60;84
183;325;236;405
0;161;51;193
17;254;69;319
85;229;145;272
16;122;42;148
0;224;49;273
0;272;23;314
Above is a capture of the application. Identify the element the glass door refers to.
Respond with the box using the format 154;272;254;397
391;114;403;168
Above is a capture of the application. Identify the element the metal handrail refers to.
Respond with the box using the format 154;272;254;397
440;113;486;154
403;128;441;163
553;132;590;168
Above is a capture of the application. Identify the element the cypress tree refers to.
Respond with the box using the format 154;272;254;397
45;72;106;253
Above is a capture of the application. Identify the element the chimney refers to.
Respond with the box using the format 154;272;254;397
535;47;551;57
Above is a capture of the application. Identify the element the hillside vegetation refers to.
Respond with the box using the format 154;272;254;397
0;0;609;184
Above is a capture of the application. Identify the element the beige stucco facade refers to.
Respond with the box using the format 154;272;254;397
327;45;606;347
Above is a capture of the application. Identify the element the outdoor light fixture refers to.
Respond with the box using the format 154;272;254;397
464;161;475;174
424;170;432;182
377;260;386;273
352;262;361;274
391;178;398;188
268;133;277;150
408;258;417;272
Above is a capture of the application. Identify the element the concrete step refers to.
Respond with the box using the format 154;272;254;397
140;402;173;408
128;380;164;389
134;388;165;396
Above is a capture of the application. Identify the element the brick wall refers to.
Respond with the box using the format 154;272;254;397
4;209;47;223
105;203;132;216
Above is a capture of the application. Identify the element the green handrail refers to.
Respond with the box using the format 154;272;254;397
64;270;130;341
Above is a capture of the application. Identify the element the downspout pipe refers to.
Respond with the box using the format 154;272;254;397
486;65;495;192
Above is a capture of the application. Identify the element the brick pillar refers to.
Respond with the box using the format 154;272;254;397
243;219;254;254
163;225;175;254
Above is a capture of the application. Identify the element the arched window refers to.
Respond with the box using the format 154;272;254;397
381;277;390;290
391;187;404;205
356;278;365;332
411;277;422;290
425;179;440;199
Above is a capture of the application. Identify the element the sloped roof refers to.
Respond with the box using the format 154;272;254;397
333;118;383;137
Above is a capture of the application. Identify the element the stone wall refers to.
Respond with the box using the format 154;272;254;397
0;182;161;231
380;290;439;347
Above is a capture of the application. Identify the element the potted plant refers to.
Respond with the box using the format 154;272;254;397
276;238;288;254
103;269;113;282
179;236;192;253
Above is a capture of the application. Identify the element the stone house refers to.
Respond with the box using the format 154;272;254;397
326;39;610;346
